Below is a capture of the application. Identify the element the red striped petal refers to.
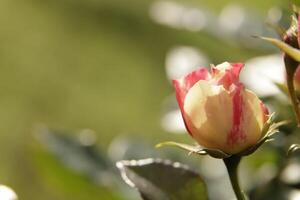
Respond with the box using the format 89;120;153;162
173;68;210;135
227;83;246;145
216;63;244;89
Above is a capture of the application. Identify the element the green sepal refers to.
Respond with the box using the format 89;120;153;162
273;81;289;96
255;36;300;62
156;141;230;159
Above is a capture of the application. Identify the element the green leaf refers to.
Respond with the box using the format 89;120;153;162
116;158;208;200
251;178;288;200
288;144;300;156
292;0;300;7
35;126;114;184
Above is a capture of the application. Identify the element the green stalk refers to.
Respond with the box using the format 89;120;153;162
285;57;300;125
223;156;246;200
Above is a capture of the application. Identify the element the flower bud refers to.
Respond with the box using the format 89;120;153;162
283;9;300;124
173;62;269;154
257;7;300;125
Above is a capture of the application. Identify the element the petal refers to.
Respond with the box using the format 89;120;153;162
173;68;210;104
173;68;210;135
212;62;244;89
184;81;266;154
183;80;233;149
227;84;245;146
227;86;267;152
239;89;266;144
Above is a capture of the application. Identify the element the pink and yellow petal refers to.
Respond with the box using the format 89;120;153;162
211;62;244;89
173;68;210;134
183;80;233;151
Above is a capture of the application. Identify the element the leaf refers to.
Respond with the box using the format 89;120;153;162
288;144;300;156
292;0;300;7
156;141;230;159
251;178;288;200
116;158;208;200
35;126;114;185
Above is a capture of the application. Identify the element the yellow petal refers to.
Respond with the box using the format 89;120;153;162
183;80;233;150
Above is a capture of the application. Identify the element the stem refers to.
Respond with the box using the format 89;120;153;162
223;156;246;200
284;47;300;126
286;65;300;126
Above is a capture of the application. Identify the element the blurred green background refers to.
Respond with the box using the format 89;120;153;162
0;0;288;199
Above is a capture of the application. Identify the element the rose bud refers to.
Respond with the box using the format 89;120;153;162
258;7;300;124
173;62;269;154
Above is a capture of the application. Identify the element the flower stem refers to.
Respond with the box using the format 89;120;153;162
223;156;246;200
285;61;300;125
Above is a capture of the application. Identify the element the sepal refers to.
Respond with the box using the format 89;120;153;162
255;36;300;62
273;81;289;97
156;141;230;159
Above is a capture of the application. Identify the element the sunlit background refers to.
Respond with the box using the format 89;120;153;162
0;0;297;199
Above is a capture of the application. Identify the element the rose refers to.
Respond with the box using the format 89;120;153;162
173;62;269;154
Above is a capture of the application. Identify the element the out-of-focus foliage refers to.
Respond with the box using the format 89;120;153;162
292;0;300;7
